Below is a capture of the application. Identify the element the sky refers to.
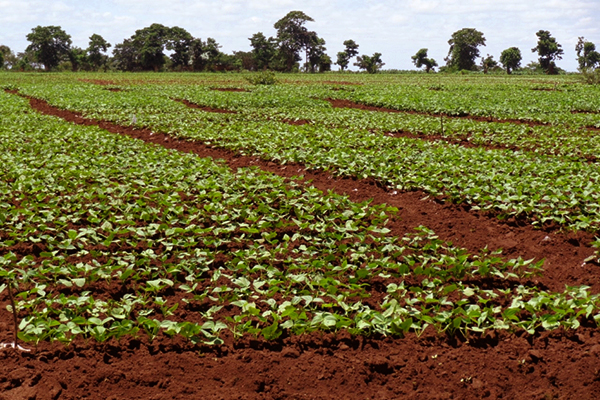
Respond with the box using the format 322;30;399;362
0;0;598;72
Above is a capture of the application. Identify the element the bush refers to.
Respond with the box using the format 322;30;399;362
580;68;600;85
245;70;278;85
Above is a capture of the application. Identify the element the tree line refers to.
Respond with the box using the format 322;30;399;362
415;28;600;75
1;11;599;75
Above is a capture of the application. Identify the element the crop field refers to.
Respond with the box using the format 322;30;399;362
1;72;600;399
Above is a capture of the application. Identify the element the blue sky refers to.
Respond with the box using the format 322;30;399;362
0;0;598;71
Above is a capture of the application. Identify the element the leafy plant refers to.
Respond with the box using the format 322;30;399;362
245;71;278;85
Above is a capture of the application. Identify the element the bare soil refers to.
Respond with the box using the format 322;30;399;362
325;98;551;127
211;87;250;92
172;98;237;114
2;90;600;399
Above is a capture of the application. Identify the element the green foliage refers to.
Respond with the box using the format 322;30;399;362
68;47;88;72
245;70;278;85
446;28;486;71
336;51;349;71
579;68;600;85
336;40;359;72
131;23;171;71
274;10;315;72
166;27;193;70
499;47;522;74
354;53;385;74
411;48;437;73
25;25;72;71
532;30;563;75
111;39;139;71
249;32;278;70
343;40;359;59
0;45;14;70
576;37;600;71
306;35;329;73
480;54;498;74
87;34;111;71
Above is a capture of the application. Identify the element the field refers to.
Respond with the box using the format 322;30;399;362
1;71;600;399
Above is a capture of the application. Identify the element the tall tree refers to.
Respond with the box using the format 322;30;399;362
233;50;255;70
446;28;486;71
68;47;88;71
336;51;349;71
499;47;522;74
202;38;222;71
305;33;328;73
25;25;72;71
87;34;111;71
249;32;278;70
343;39;359;59
167;27;193;70
335;40;359;71
274;10;314;72
189;38;206;71
576;37;600;71
112;39;139;71
354;52;384;73
0;45;16;69
411;48;437;72
131;23;170;71
531;30;563;75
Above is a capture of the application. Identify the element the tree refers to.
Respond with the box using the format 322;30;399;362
480;54;498;74
249;32;278;70
343;39;359;59
167;27;194;70
446;28;486;71
305;33;328;73
131;23;170;71
68;46;88;71
202;38;222;71
411;48;437;72
112;39;140;71
531;30;563;75
233;51;255;70
335;40;359;71
0;45;16;69
318;54;332;72
354;52;385;73
189;38;206;71
274;10;314;72
576;37;600;71
25;25;72;71
87;34;111;71
336;51;349;71
499;47;522;74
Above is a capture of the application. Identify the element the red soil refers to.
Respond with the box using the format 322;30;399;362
211;87;250;92
2;90;600;399
325;98;551;127
172;98;237;114
79;79;118;86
